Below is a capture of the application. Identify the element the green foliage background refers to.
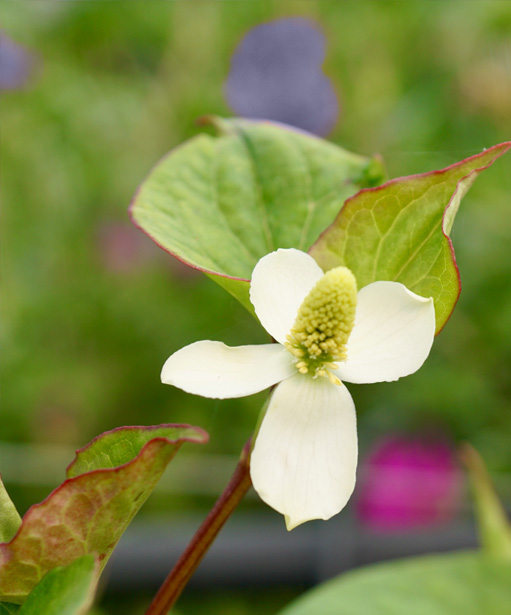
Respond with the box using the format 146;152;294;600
1;1;510;613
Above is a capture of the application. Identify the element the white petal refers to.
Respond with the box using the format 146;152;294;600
161;341;295;399
336;281;435;384
249;249;324;344
250;374;358;530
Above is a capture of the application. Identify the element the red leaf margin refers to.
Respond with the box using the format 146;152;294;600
0;424;208;604
310;141;511;334
128;117;384;283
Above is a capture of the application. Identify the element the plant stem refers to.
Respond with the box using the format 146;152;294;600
145;439;253;615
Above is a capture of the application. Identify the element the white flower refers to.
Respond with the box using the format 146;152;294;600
161;249;436;530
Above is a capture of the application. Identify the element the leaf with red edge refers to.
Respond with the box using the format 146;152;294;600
0;424;208;604
309;143;511;333
130;116;385;313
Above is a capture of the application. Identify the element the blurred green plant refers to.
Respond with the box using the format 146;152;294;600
1;1;511;613
278;444;511;615
2;0;511;472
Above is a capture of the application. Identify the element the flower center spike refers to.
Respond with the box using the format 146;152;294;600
285;266;357;384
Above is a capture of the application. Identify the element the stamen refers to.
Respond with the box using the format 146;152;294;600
327;371;342;386
285;266;357;383
324;362;339;370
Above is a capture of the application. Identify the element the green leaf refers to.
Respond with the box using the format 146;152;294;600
0;475;21;543
130;117;385;309
0;424;208;604
18;555;98;615
0;603;20;615
310;142;511;333
66;423;207;476
278;552;511;615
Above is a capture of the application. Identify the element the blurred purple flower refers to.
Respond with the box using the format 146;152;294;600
356;435;463;532
0;32;35;91
225;18;339;136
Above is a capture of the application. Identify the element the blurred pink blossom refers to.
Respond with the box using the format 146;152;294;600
97;222;156;274
356;435;463;532
98;221;201;280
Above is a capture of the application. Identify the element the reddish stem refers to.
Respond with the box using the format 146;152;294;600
145;439;252;615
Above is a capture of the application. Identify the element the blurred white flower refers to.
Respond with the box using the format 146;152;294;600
162;249;435;529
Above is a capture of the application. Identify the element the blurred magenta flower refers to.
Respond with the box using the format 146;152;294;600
225;18;339;136
0;32;36;91
356;435;462;532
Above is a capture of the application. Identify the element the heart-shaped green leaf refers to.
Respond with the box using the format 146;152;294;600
0;424;208;604
130;117;385;311
310;142;511;333
18;555;98;615
278;552;511;615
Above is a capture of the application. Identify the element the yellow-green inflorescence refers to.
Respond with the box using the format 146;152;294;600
285;266;357;385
